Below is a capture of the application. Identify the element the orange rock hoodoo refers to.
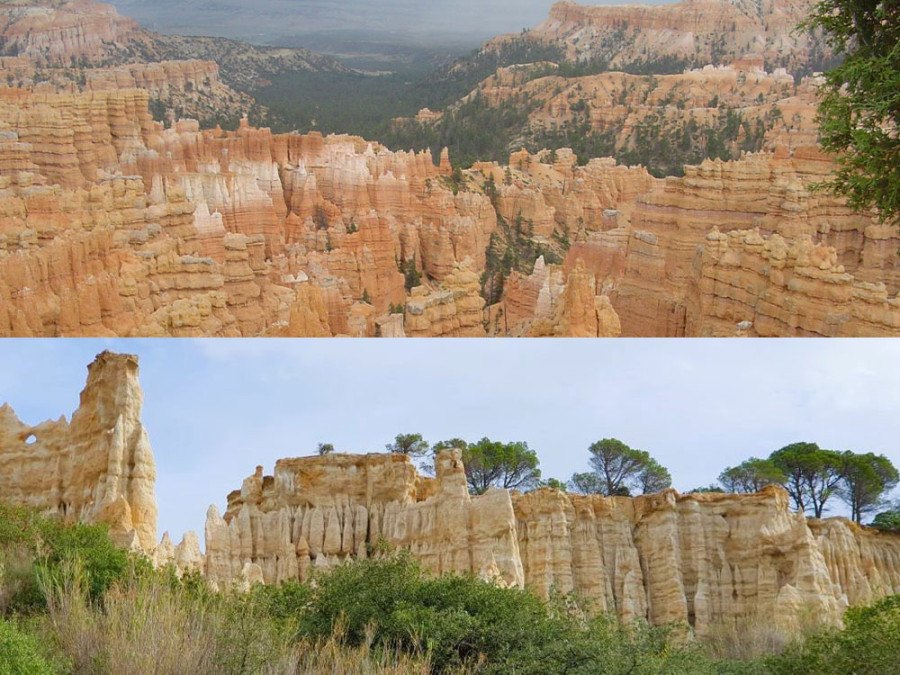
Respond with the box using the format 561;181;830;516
0;0;898;336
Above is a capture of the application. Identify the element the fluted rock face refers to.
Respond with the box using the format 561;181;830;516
0;86;897;336
513;487;857;634
403;262;487;337
208;452;900;634
0;350;157;551
501;256;621;337
0;350;203;571
205;451;524;590
0;87;503;336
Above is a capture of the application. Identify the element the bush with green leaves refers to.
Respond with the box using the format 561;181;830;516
871;508;900;532
768;594;900;675
0;503;141;612
293;552;718;674
0;617;56;675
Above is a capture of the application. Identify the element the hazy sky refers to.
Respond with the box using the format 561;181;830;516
108;0;680;44
2;339;899;547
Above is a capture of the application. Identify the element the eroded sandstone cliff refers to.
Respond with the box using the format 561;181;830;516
505;0;827;73
3;354;900;632
0;350;157;551
210;451;900;635
0;350;206;573
561;147;900;336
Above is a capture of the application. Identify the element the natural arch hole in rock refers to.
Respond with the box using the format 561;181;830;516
25;433;37;445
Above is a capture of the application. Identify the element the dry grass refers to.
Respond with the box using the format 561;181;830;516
701;606;830;662
702;616;793;661
34;561;436;675
0;545;36;614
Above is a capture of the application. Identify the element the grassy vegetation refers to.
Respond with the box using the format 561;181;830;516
2;503;899;674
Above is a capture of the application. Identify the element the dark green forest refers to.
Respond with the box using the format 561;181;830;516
245;36;779;175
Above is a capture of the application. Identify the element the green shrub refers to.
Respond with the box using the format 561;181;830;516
871;509;900;532
0;617;56;675
768;595;900;675
295;553;717;674
0;503;140;612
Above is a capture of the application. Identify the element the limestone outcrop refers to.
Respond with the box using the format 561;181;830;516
0;350;157;551
207;451;900;635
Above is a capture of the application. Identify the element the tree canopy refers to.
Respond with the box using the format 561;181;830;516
432;438;468;453
871;505;900;532
770;442;844;518
718;458;787;493
569;438;672;496
386;433;430;457
721;443;898;523
837;452;899;523
804;0;900;224
569;471;604;495
454;438;541;494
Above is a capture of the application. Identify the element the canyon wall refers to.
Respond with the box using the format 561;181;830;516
0;84;504;336
0;83;897;336
511;0;824;72
210;450;900;635
559;148;900;336
0;0;897;336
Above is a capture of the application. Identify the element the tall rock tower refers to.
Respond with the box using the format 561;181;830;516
0;351;158;552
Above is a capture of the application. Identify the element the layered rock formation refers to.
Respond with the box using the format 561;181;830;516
508;0;827;73
0;0;897;336
0;350;157;551
565;148;900;336
460;60;820;166
0;0;151;67
0;0;345;79
0;85;506;336
0;81;896;336
209;450;900;634
205;451;523;591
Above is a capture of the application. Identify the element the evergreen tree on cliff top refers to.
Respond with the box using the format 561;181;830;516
804;1;900;225
386;433;430;457
569;438;672;496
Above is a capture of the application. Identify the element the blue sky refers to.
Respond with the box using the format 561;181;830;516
2;339;899;546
